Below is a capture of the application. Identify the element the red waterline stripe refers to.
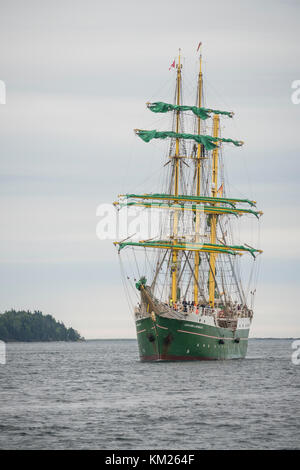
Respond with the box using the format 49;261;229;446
140;354;216;362
177;329;248;341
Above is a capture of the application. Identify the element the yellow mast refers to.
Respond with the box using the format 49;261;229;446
208;114;220;307
194;52;203;304
171;49;182;303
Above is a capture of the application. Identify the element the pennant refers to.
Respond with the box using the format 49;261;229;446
197;42;202;52
217;183;223;196
169;59;175;71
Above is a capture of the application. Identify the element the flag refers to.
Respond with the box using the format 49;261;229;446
197;42;202;52
169;59;175;71
217;183;223;196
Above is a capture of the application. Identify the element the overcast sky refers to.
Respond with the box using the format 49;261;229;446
0;0;299;338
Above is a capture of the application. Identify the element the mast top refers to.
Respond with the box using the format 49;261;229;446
177;48;182;69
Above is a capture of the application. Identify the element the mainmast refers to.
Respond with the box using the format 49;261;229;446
208;114;220;307
170;49;182;303
193;51;203;304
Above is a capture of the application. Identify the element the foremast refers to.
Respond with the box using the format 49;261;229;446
194;51;203;304
171;49;182;303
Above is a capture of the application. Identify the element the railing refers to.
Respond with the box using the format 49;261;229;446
134;301;253;321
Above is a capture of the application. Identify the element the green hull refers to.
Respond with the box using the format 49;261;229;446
135;314;249;361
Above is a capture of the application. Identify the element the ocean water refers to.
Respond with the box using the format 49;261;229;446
0;339;299;450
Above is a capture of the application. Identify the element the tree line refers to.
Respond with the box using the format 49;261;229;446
0;310;83;342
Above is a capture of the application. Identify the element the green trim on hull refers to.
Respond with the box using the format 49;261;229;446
135;314;249;361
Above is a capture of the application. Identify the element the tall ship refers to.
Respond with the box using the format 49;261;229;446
114;47;263;361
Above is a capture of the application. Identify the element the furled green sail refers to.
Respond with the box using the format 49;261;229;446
115;239;262;258
121;193;257;207
147;101;233;119
135;130;243;151
116;200;262;218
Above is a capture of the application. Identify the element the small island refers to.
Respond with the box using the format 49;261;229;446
0;310;84;342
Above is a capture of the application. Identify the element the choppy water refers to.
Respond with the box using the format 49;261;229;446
0;339;299;450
